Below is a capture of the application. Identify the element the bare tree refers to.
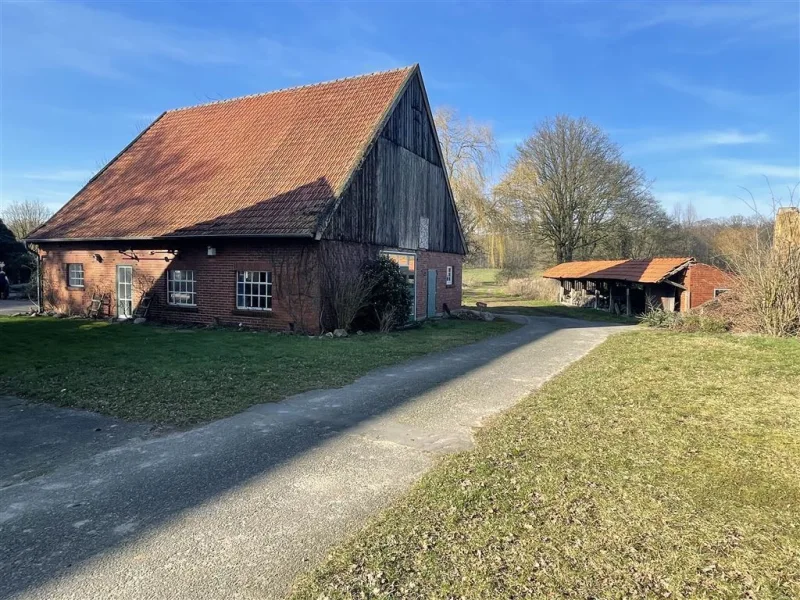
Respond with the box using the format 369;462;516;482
1;199;52;239
272;244;320;334
495;115;652;263
433;107;500;250
319;242;373;332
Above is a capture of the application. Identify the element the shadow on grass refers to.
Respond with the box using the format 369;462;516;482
0;315;628;599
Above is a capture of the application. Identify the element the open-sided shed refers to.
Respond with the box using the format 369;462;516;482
542;257;734;316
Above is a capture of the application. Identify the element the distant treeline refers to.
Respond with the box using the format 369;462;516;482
434;109;791;271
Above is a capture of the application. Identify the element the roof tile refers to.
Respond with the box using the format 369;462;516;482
31;67;415;241
542;258;694;283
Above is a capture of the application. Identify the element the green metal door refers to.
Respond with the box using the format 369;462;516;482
426;269;437;318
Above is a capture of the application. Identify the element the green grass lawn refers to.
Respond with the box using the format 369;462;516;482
292;330;800;599
0;316;518;426
463;267;636;324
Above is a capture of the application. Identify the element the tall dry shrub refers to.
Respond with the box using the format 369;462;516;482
725;206;800;337
506;277;560;301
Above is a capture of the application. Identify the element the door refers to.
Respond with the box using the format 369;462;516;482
380;251;417;322
116;265;133;318
426;269;437;318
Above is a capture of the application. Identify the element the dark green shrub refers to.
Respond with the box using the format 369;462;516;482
357;256;413;332
640;309;729;334
640;309;676;328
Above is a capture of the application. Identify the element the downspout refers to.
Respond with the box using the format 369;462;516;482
37;252;43;313
25;243;43;312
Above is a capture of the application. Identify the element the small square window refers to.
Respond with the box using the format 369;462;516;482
446;265;453;285
167;270;196;306
713;288;730;298
236;271;272;311
67;263;84;288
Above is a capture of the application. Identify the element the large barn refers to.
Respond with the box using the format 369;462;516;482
27;65;466;332
542;257;734;315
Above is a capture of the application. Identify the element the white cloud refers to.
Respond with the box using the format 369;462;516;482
1;2;402;81
651;73;769;113
709;159;800;180
628;130;770;154
624;1;798;34
653;189;738;214
497;134;524;147
576;1;799;39
1;1;247;78
21;170;94;183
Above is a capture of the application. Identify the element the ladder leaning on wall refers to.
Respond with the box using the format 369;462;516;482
133;293;153;319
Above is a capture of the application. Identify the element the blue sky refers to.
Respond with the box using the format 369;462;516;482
1;0;798;220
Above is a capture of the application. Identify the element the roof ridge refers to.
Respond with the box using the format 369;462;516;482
167;64;418;114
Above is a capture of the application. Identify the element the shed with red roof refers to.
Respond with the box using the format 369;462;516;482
542;258;733;315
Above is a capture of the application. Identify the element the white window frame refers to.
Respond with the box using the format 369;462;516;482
446;265;453;286
167;269;197;306
713;288;730;298
236;271;272;311
67;263;84;288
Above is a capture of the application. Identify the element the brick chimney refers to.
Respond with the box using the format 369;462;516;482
775;207;800;249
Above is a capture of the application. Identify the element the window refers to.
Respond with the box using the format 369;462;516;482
419;217;429;250
446;265;453;285
237;271;272;311
713;288;730;298
67;263;84;288
167;270;196;306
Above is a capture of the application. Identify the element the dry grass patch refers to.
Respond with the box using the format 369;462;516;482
292;330;800;599
505;276;560;302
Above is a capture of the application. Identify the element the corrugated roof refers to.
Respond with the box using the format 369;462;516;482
29;66;416;241
542;257;694;283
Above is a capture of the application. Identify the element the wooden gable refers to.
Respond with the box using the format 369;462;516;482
321;70;466;255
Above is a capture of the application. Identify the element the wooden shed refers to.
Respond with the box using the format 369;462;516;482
542;258;734;316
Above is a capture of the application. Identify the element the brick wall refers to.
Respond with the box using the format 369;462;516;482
39;239;321;332
681;263;735;310
38;240;464;329
415;251;463;318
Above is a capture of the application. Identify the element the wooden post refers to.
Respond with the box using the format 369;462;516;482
626;286;631;316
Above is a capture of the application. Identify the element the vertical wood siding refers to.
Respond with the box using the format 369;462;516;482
323;73;464;255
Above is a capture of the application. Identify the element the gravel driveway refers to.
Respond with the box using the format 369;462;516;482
1;315;630;600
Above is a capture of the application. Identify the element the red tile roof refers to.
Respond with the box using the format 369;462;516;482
29;66;416;241
542;257;694;283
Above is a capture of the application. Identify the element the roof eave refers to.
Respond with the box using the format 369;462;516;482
655;258;695;283
27;233;315;244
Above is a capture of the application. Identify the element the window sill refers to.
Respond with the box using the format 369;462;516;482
166;305;199;313
231;308;273;318
67;286;85;291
